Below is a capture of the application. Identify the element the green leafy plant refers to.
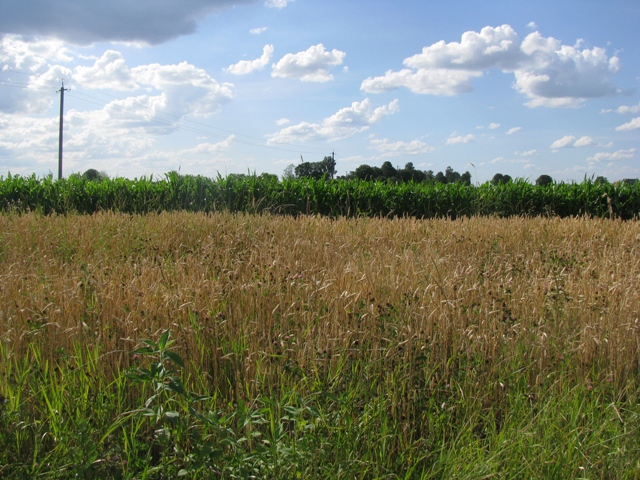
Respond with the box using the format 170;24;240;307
125;330;206;476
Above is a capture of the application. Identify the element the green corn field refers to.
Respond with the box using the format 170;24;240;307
1;172;639;218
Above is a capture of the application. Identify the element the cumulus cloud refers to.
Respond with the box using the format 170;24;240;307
271;44;346;82
361;24;621;108
614;103;640;114
250;27;268;35
550;136;576;149
74;50;137;90
0;39;235;177
0;0;258;45
74;60;234;137
266;98;399;143
573;136;596;147
446;133;474;145
514;32;620;107
506;127;522;135
550;135;596;149
361;66;482;96
127;62;233;120
587;148;637;163
225;45;274;75
1;37;233;120
0;35;74;113
370;138;434;157
615;117;640;131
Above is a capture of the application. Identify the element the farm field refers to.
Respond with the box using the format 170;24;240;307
1;211;640;478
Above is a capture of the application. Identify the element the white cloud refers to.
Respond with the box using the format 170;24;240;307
361;66;482;96
130;62;233;119
370;138;434;157
267;98;399;143
615;117;640;131
265;0;293;8
506;127;522;135
527;22;538;30
361;24;622;108
362;25;519;95
0;0;258;45
275;118;290;125
0;36;238;178
489;122;500;129
614;103;640;114
516;149;537;156
573;136;596;147
250;27;268;35
225;44;274;75
515;32;620;108
587;148;637;163
446;133;474;145
0;35;73;113
272;44;346;82
74;50;137;90
550;135;596;149
550;135;576;149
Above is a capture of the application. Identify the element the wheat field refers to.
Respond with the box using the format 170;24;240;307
1;211;639;477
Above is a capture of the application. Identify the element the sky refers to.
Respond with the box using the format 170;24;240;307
1;0;639;183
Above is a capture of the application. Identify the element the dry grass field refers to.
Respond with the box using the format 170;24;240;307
1;211;640;478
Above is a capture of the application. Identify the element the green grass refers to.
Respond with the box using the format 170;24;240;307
2;332;639;478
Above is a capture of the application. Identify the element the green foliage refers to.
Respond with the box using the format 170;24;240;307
346;163;471;186
0;172;639;219
491;173;512;185
294;155;336;180
2;327;640;478
536;174;554;186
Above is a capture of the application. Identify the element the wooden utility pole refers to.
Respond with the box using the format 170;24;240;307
57;80;69;180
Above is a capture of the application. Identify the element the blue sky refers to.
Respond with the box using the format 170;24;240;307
1;0;638;183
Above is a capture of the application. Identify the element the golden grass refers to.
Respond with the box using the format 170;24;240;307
1;212;639;401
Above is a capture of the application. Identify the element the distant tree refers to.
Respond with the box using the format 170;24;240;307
81;168;109;182
445;166;461;184
460;171;472;186
620;178;639;185
434;171;448;184
594;176;609;185
352;164;381;181
424;170;435;183
398;162;426;183
321;155;337;180
380;161;397;179
535;174;553;186
259;172;278;182
295;155;336;180
227;173;248;181
492;173;512;185
282;164;296;180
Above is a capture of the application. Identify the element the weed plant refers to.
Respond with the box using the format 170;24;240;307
1;212;639;478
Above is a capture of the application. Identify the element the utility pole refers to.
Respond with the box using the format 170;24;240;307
57;80;69;180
